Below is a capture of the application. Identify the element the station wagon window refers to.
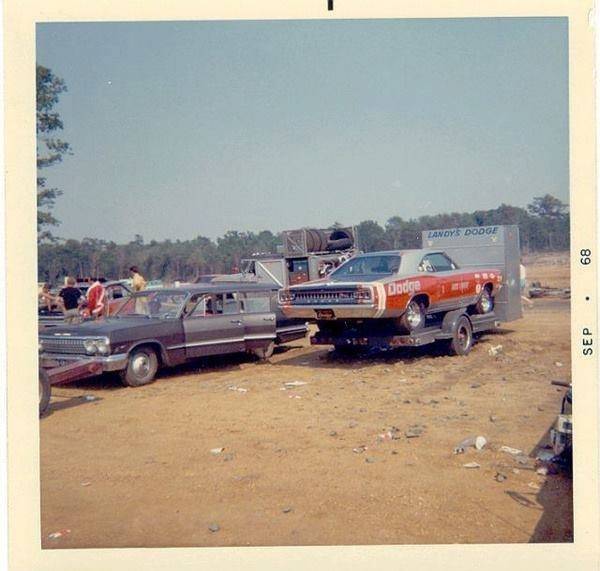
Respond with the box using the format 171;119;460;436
419;253;458;272
185;293;240;317
239;291;271;314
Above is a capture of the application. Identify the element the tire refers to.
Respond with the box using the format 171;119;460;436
39;367;51;416
120;346;159;387
474;287;494;314
446;316;473;356
253;341;275;361
399;300;426;333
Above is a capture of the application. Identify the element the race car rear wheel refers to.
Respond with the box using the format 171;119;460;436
120;346;159;387
474;287;494;314
446;315;473;356
399;300;425;333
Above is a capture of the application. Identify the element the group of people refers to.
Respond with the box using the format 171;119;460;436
38;266;147;324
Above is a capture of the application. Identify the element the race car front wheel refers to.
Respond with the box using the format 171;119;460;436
399;300;425;333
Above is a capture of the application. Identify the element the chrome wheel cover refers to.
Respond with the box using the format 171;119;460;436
406;302;423;328
132;353;151;377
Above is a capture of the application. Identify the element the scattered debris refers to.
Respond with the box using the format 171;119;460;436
222;453;235;462
210;447;225;455
48;529;71;540
454;435;487;454
463;462;480;469
536;450;555;462
555;362;563;368
208;523;220;533
489;415;498;423
83;395;96;401
488;345;503;357
499;446;523;456
282;507;293;514
512;468;520;474
288;395;302;399
391;450;399;455
495;472;507;482
284;381;307;388
348;420;358;428
536;466;549;476
365;457;376;464
515;455;530;466
228;386;247;393
353;445;367;454
80;481;91;487
329;431;338;437
527;482;541;490
403;399;412;404
405;425;424;438
470;383;481;389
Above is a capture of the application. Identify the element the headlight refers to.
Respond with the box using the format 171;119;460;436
95;337;110;355
83;339;98;354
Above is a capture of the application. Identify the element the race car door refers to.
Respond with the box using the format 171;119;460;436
238;291;277;351
421;252;468;310
182;293;245;358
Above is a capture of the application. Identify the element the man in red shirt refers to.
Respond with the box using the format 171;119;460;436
86;279;106;318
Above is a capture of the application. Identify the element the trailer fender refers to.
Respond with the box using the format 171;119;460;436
440;309;471;337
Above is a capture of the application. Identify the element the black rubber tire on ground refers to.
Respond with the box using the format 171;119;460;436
399;300;426;333
253;341;275;361
474;288;494;314
446;315;474;356
119;346;159;387
39;367;51;417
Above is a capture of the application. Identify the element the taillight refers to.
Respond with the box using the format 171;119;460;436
279;290;296;303
353;287;372;303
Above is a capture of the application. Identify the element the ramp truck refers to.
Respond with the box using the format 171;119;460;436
278;225;522;355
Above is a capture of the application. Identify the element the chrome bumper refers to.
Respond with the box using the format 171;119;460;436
280;304;379;320
40;352;129;372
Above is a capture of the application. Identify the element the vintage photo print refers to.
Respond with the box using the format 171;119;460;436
4;1;598;570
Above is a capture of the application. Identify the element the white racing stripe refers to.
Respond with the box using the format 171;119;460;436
374;282;386;318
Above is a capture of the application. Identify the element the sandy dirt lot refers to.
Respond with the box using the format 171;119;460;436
40;258;572;548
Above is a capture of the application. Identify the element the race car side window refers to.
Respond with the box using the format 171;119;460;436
426;253;458;272
418;255;436;272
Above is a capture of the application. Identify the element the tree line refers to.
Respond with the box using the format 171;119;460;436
38;194;569;284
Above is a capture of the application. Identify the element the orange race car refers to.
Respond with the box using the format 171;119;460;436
278;249;503;333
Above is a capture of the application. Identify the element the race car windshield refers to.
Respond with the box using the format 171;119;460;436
330;255;401;279
114;291;188;319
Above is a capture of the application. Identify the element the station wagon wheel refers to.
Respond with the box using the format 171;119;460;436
39;367;51;416
474;288;494;314
120;346;159;387
446;316;473;356
399;300;425;333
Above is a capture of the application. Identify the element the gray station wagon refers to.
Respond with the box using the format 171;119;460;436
39;283;308;386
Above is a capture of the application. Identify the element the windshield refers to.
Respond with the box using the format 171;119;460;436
115;290;188;319
330;254;401;278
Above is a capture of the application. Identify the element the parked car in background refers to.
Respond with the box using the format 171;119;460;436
39;280;133;328
39;283;308;386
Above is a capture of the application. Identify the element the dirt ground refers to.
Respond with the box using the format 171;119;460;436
40;256;573;548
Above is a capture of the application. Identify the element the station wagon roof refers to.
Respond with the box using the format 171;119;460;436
131;282;278;296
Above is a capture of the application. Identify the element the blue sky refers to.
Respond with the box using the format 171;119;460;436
36;18;568;242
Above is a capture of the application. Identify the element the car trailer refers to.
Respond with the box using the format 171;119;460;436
310;225;522;355
39;359;103;416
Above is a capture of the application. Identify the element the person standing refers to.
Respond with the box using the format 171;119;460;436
129;266;147;292
58;277;83;324
86;279;106;318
